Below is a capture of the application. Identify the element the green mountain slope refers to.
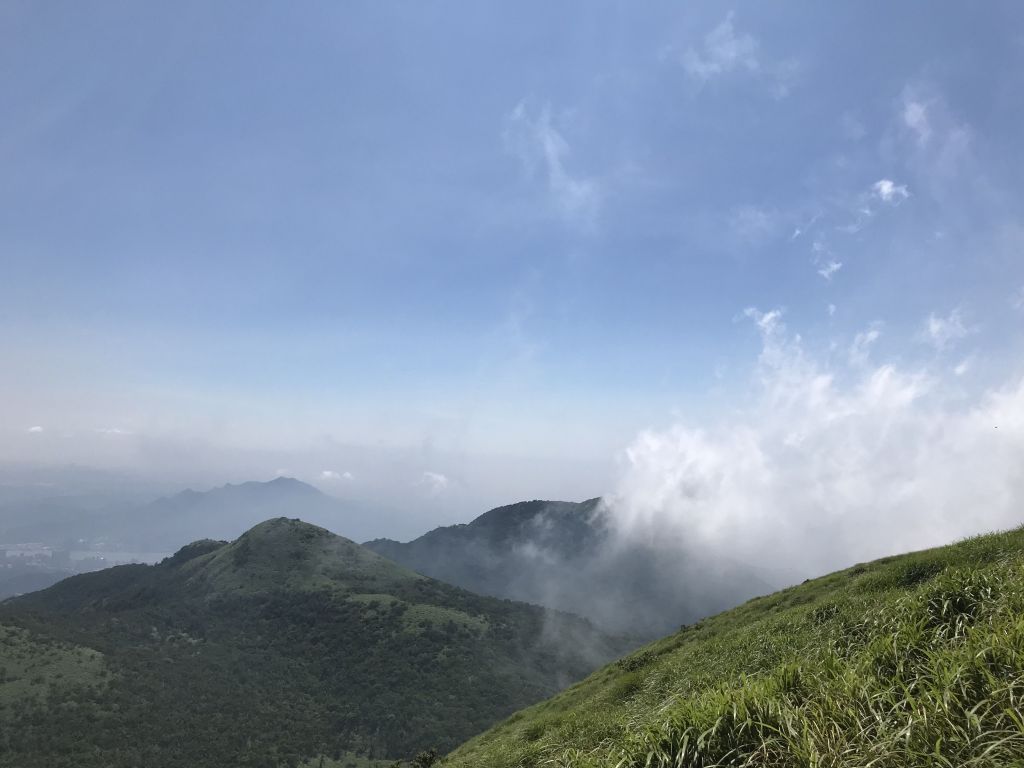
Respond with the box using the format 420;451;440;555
443;526;1024;768
0;518;626;767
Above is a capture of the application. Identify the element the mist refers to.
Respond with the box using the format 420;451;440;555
603;309;1024;581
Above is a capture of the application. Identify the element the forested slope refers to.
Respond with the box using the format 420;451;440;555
0;518;625;767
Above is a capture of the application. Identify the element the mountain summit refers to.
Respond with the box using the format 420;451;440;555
0;518;627;766
177;517;419;595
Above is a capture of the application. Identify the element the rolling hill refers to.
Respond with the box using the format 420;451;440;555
0;518;627;767
365;499;774;638
441;525;1024;767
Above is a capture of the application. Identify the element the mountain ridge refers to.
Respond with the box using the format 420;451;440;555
365;497;773;638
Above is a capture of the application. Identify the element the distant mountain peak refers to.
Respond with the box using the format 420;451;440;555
167;477;323;502
267;475;308;487
469;498;604;529
78;474;395;553
364;496;770;637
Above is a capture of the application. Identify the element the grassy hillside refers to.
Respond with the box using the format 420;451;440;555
444;526;1024;768
0;518;626;767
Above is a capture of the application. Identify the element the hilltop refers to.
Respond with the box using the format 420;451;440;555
365;499;773;637
0;518;627;767
443;525;1024;767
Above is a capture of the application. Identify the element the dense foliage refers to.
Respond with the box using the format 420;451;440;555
444;526;1024;768
0;518;623;767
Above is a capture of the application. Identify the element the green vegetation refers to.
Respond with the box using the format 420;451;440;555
444;526;1024;768
0;518;625;767
0;623;105;715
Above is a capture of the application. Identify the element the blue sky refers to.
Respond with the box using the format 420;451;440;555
2;2;1023;533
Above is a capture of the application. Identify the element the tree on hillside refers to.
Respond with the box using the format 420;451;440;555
412;748;438;767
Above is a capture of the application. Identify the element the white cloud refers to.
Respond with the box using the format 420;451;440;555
817;260;843;281
503;102;602;228
320;469;353;481
682;12;759;81
26;425;44;434
96;427;131;436
902;98;932;146
849;324;882;366
827;303;837;317
742;306;783;336
922;308;972;351
795;177;910;281
419;470;450;495
677;14;799;99
604;310;1024;578
898;86;975;194
872;178;910;204
954;358;971;377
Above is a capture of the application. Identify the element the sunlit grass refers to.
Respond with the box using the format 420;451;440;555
444;527;1024;767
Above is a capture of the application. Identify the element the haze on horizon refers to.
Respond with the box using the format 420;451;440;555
2;2;1023;557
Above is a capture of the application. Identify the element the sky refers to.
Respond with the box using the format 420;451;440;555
2;2;1023;539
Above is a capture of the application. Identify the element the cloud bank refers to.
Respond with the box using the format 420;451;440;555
603;309;1024;579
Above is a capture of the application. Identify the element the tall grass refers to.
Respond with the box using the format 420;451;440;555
443;528;1024;768
616;568;1024;766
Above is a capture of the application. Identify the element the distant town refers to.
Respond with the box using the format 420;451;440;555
0;543;167;599
2;542;165;567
